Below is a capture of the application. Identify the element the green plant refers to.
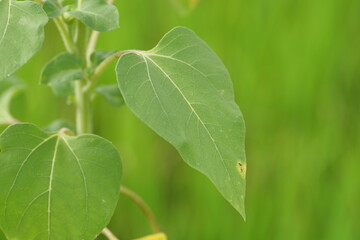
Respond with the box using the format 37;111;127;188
0;0;246;239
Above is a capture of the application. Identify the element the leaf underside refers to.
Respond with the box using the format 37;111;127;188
0;123;122;239
43;0;63;18
40;52;84;96
68;0;119;32
116;26;246;218
0;0;48;81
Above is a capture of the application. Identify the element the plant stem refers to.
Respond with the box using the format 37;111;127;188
83;50;140;92
102;228;120;240
86;31;100;67
120;186;160;233
75;81;92;134
53;18;77;54
53;17;91;135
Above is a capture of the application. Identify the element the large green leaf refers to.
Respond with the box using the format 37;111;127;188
0;123;122;239
41;52;84;96
0;0;48;81
68;0;119;32
0;77;23;125
116;26;246;218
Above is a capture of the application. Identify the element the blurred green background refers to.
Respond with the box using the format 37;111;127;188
2;0;360;239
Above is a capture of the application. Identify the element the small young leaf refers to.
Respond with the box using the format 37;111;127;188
0;0;48;81
91;50;117;67
116;27;246;219
43;119;76;133
0;77;23;125
41;52;84;96
96;85;124;107
43;0;63;18
68;0;119;32
133;233;168;240
0;123;122;239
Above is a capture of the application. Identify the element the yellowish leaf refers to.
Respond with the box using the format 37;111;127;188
133;232;168;240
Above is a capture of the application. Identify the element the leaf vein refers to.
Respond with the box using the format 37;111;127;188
142;55;169;119
4;135;57;219
0;0;11;45
144;56;232;181
47;136;60;240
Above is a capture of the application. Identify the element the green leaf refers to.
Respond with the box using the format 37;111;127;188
41;52;84;96
116;26;246;218
0;77;23;125
43;0;63;18
0;123;122;239
68;0;119;32
43;119;76;133
96;85;124;107
0;0;48;81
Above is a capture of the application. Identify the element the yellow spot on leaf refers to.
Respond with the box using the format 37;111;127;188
236;161;246;178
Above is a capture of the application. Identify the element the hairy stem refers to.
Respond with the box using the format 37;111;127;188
53;17;91;134
86;31;100;67
75;81;92;134
102;228;120;240
78;0;84;7
83;50;140;92
53;18;77;54
84;0;116;67
53;5;119;240
120;186;160;233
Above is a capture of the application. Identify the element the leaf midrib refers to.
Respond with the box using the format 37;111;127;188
142;55;234;189
71;8;113;25
4;134;57;218
3;133;89;238
47;136;60;239
0;0;11;45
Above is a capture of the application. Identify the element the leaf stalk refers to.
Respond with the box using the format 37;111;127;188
102;227;120;240
53;17;77;54
83;50;141;92
120;186;160;233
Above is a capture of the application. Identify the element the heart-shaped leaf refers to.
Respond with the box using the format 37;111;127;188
0;0;48;81
68;0;119;32
0;123;122;239
41;52;84;96
116;27;246;219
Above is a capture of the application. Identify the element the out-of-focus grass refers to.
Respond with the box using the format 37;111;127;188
2;0;360;239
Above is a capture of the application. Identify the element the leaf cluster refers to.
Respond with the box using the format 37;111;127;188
0;0;246;239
